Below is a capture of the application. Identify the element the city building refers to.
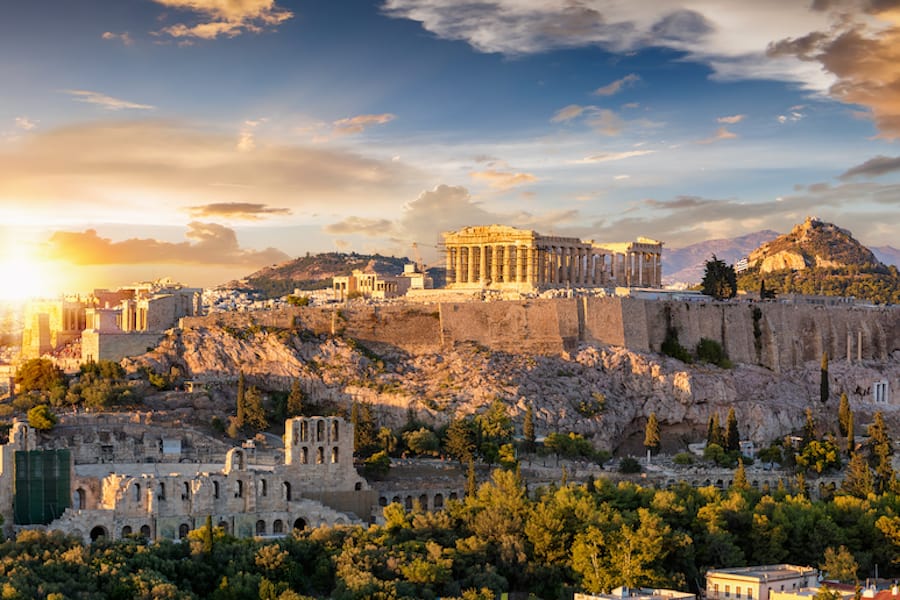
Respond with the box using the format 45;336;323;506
441;225;663;291
705;565;818;600
576;587;695;600
332;269;412;301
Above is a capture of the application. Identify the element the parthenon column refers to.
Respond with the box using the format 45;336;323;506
479;245;487;283
503;245;512;283
518;246;527;283
526;247;535;284
455;247;463;284
467;246;476;284
568;246;577;285
638;252;644;287
490;245;500;283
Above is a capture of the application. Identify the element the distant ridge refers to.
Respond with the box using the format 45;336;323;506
873;245;900;269
663;230;779;285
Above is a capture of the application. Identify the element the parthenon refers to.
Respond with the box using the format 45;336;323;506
442;225;663;290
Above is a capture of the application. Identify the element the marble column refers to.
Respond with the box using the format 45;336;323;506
568;246;577;285
479;245;487;283
638;252;644;287
518;246;526;283
455;246;463;284
526;246;535;284
503;245;512;283
490;245;500;283
467;246;476;284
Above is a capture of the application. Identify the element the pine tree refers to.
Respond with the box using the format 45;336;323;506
242;386;268;431
701;255;737;300
803;407;816;447
236;371;246;427
644;412;661;460
868;411;894;493
846;411;855;456
287;379;303;418
523;404;536;453
838;392;851;437
842;450;874;499
725;407;740;453
707;413;722;447
203;515;214;554
821;351;830;404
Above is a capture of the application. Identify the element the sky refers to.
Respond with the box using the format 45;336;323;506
1;0;900;298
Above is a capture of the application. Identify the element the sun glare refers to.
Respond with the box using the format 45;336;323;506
0;244;55;302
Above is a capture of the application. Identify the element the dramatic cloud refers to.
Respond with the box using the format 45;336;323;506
469;169;538;190
187;202;291;220
594;73;640;96
102;31;133;45
64;90;155;111
14;117;37;131
154;0;293;39
0;120;424;218
576;149;656;163
331;113;396;136
44;222;289;266
840;155;900;180
697;126;738;144
324;217;396;237
550;104;587;123
717;114;745;124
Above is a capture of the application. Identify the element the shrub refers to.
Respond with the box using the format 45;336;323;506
673;452;695;465
696;338;732;368
618;456;642;474
27;405;57;431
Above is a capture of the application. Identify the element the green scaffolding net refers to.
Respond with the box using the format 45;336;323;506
14;449;71;525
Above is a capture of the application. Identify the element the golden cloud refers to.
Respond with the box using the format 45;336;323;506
332;113;396;136
154;0;293;39
469;169;538;190
44;222;290;266
187;202;291;219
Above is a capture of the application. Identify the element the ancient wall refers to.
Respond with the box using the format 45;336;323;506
82;330;165;362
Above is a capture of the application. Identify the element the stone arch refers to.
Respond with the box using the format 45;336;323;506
331;420;339;442
178;523;190;539
405;495;413;510
255;520;266;536
259;479;268;497
419;494;428;509
273;519;284;534
213;481;220;499
715;479;724;489
236;480;244;498
391;495;400;504
334;517;346;525
140;524;151;538
316;447;324;464
133;482;142;503
122;525;133;538
218;521;229;534
449;492;458;501
331;447;339;464
301;447;308;464
355;482;362;491
90;526;108;542
379;496;388;507
433;493;444;509
283;481;292;501
293;517;307;531
316;420;325;442
74;488;86;510
158;482;166;501
182;481;191;500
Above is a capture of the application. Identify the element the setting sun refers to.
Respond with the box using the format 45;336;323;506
0;243;55;301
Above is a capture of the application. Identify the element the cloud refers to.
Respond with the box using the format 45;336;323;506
576;149;656;163
717;114;745;124
594;73;640;96
237;118;266;151
0;120;425;218
324;217;396;237
840;155;900;180
44;222;289;266
102;31;134;45
587;109;625;136
64;90;155;111
550;104;586;123
331;113;396;136
14;117;37;131
697;126;738;144
154;0;293;39
470;169;538;190
187;202;291;220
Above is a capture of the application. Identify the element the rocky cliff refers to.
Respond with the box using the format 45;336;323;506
129;300;900;454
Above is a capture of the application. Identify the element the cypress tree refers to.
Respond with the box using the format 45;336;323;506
868;411;894;493
236;370;246;427
465;458;476;497
842;450;874;498
707;413;722;447
644;412;661;460
732;458;750;491
523;404;536;453
821;351;829;404
838;392;851;437
287;379;303;418
242;386;268;431
846;411;855;456
725;407;740;452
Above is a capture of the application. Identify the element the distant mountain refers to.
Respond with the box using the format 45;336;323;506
737;217;900;304
873;245;900;269
238;252;412;297
748;217;882;273
663;230;779;285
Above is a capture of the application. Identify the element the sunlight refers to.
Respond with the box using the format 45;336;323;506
0;243;55;301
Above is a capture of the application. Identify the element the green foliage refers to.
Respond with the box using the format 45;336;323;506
673;452;695;465
241;386;269;431
27;404;57;431
737;264;900;305
522;404;535;452
696;338;732;368
351;401;376;457
796;439;842;474
15;358;65;394
544;432;600;462
287;379;304;418
402;427;440;456
724;408;740;453
661;327;692;363
363;450;391;479
821;351;830;404
286;295;311;306
701;255;737;300
574;393;605;417
618;457;642;474
821;546;859;582
838;393;852;438
867;411;894;493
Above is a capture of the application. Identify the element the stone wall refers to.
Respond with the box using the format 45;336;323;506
82;330;165;362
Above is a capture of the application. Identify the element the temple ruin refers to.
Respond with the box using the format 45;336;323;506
442;225;663;291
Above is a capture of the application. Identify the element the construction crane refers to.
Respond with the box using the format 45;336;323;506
410;242;425;273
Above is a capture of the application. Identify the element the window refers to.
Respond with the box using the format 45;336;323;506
714;584;719;599
748;589;752;600
316;420;325;442
331;447;339;463
213;481;220;499
316;447;324;464
134;483;142;504
331;420;339;442
283;481;292;501
236;480;244;498
158;482;166;501
737;587;741;598
726;585;730;598
260;479;267;497
183;482;190;500
300;447;308;464
300;421;308;442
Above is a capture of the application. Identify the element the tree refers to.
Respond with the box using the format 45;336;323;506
241;386;268;431
868;411;894;493
821;352;830;404
802;407;817;447
820;546;859;583
838;392;851;437
732;459;750;491
846;411;855;456
444;418;477;464
523;404;536;453
465;458;476;496
236;371;246;427
16;359;65;394
351;401;376;456
644;413;660;461
841;451;873;499
725;408;740;453
27;404;57;431
701;255;737;300
707;413;723;447
286;379;303;418
402;427;440;456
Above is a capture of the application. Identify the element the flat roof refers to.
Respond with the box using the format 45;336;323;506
707;565;816;581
